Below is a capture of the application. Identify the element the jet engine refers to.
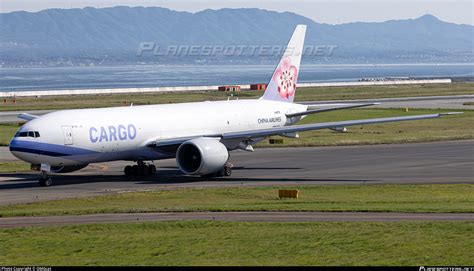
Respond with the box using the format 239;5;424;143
176;138;229;176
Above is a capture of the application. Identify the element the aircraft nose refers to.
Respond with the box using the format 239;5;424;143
9;138;36;163
9;139;24;159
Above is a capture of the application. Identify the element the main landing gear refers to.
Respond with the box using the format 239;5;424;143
124;161;156;177
222;163;232;177
39;170;53;187
203;163;233;178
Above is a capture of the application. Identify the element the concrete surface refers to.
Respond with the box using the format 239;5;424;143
0;140;472;205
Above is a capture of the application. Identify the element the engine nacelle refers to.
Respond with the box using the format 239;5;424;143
176;138;229;176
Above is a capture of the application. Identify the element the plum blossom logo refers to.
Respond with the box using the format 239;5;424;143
273;57;298;99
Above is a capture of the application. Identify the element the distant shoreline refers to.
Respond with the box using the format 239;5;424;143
1;63;472;93
1;62;473;69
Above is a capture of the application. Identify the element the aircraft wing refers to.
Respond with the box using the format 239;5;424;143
222;112;461;140
148;112;461;150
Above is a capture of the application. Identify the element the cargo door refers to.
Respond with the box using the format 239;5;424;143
61;125;74;145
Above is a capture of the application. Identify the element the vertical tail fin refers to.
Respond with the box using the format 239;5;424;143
261;24;307;103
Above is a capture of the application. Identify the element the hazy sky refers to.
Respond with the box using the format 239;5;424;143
1;0;472;25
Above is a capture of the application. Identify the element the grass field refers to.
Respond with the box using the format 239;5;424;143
1;108;472;147
0;221;472;265
1;184;472;217
0;161;30;173
1;82;473;112
0;123;19;146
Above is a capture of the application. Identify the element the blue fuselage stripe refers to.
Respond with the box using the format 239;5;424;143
9;140;98;157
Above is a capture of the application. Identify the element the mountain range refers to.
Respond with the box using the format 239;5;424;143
0;6;472;66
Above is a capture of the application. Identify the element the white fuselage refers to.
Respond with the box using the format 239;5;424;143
9;99;307;167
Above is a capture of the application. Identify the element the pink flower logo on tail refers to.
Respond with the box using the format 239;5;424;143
273;57;298;99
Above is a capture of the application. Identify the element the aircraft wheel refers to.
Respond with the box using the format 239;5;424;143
124;165;132;176
224;165;232;177
149;165;157;175
141;165;151;176
131;165;138;176
39;177;53;187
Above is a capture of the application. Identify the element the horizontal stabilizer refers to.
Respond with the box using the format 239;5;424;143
287;103;378;118
17;113;38;121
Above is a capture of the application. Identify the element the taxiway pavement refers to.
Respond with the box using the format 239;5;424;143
0;140;472;205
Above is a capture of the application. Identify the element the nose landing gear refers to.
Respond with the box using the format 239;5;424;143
124;161;156;177
38;170;53;187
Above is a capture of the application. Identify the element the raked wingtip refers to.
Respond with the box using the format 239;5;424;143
440;112;463;116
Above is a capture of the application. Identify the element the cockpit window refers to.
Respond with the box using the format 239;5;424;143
15;131;40;138
16;132;28;137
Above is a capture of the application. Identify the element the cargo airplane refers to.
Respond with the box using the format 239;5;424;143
9;25;460;186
